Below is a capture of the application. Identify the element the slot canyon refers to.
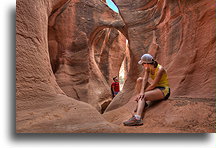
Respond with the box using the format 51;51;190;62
16;0;215;133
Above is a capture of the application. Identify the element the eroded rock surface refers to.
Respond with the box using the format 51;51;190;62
103;0;215;133
48;0;126;112
103;97;215;133
92;28;128;84
16;0;215;133
106;0;215;109
16;0;124;133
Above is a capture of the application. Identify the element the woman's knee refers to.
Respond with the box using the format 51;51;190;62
136;77;143;83
144;90;164;101
135;77;143;93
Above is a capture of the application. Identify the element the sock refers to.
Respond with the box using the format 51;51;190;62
134;115;141;120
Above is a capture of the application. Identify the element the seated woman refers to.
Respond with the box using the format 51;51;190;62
123;54;170;126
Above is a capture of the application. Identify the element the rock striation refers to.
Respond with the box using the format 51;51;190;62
106;0;215;110
103;0;215;133
16;0;215;133
48;0;126;112
16;0;124;133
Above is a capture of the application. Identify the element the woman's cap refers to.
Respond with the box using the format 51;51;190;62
138;54;154;64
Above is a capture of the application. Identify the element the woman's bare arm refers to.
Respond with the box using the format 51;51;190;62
138;67;150;100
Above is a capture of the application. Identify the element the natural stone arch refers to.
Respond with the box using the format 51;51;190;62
16;0;215;133
89;26;130;113
16;0;123;132
47;0;128;113
89;26;129;79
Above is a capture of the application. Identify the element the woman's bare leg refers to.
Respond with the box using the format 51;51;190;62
134;77;150;113
135;77;143;94
123;88;164;126
136;88;164;117
135;77;150;94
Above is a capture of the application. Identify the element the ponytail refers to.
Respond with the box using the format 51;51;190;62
153;60;158;68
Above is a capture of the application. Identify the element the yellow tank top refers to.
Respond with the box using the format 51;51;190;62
150;64;169;88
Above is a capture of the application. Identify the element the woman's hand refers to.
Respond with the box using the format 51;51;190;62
145;86;153;91
135;93;145;101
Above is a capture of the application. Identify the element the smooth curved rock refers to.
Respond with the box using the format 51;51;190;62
16;0;124;133
48;0;126;112
16;0;215;133
106;0;215;112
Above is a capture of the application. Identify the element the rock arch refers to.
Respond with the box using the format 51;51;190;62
47;0;128;113
16;0;215;133
16;0;125;132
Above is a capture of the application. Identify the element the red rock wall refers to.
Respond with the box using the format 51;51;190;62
106;0;215;112
92;28;127;84
16;0;124;133
16;0;215;133
102;0;215;133
47;0;126;112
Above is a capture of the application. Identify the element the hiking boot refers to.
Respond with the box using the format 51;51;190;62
123;116;143;126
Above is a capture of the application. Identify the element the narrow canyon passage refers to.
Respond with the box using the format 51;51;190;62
16;0;215;133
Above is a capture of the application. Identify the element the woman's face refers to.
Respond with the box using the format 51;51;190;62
142;63;149;68
142;63;153;69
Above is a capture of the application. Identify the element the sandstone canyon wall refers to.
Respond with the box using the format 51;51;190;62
106;0;215;111
16;0;215;133
16;0;125;133
103;0;215;133
92;28;128;85
48;0;126;112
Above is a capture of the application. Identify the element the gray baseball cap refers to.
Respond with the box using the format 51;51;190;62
138;54;154;65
